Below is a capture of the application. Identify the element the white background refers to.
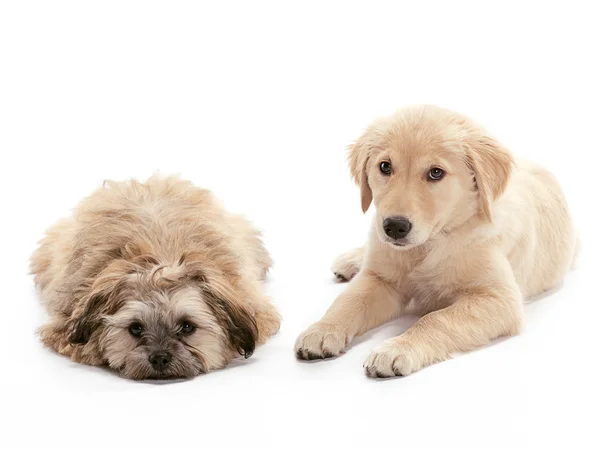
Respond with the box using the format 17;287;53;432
1;1;598;448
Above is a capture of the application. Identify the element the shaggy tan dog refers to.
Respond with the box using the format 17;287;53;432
31;176;280;379
295;105;577;377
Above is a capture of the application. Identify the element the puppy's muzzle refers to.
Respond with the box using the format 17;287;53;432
383;216;412;244
149;351;172;372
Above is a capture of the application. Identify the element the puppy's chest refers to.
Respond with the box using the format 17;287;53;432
403;259;459;309
370;246;462;308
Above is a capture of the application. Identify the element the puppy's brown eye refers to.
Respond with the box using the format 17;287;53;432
380;161;392;175
180;321;196;335
428;167;445;181
129;322;143;337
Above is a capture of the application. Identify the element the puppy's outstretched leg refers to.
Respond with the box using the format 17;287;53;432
295;270;401;360
363;256;524;377
331;247;364;282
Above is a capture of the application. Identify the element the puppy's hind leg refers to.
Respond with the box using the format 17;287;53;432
331;247;364;282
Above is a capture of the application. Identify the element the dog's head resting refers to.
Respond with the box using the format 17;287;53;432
65;249;257;380
348;105;514;249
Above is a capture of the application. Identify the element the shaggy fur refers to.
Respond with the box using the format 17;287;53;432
31;176;280;380
295;105;577;377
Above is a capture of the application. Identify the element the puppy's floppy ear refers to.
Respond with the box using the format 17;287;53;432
189;267;258;359
465;135;514;222
66;269;127;345
347;131;374;213
206;292;258;359
66;292;107;344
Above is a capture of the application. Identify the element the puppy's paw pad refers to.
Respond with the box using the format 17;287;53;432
295;323;350;361
295;349;332;360
364;340;419;378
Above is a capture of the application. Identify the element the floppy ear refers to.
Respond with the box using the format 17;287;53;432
347;132;373;213
66;269;127;345
208;292;258;359
187;266;258;359
465;135;514;222
66;292;107;344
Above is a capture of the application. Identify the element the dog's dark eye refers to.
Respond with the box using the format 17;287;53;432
380;161;392;175
129;322;143;337
180;321;196;335
428;167;445;181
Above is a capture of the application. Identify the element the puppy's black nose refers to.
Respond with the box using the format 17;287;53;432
383;217;412;240
149;351;172;371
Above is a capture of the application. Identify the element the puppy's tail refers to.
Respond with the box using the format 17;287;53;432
331;247;365;282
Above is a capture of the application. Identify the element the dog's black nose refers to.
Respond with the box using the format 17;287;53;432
149;351;172;371
383;217;412;240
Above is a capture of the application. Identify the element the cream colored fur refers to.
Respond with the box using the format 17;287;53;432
295;105;577;377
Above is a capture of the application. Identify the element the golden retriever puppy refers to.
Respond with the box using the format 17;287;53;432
295;105;577;377
31;176;280;380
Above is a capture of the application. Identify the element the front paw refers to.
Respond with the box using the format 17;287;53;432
331;248;362;282
295;323;351;360
38;320;72;355
364;339;421;378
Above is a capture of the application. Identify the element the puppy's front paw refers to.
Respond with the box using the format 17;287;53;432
331;248;363;282
364;339;421;378
295;323;351;360
38;320;72;355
